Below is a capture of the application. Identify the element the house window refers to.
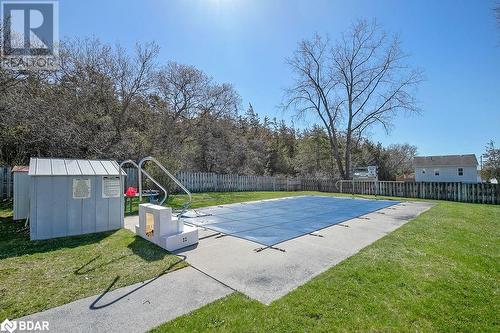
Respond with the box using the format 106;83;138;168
458;168;463;176
434;169;440;176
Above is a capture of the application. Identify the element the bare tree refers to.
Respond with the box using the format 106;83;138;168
155;62;239;121
285;20;423;179
56;38;159;152
385;143;418;177
284;34;345;176
111;42;159;142
156;62;209;120
153;61;240;156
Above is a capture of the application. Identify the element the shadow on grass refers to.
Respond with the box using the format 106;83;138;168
126;234;171;262
0;218;113;260
89;256;185;310
0;218;172;264
74;254;133;275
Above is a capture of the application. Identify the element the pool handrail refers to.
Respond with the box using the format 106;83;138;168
120;159;168;206
138;156;192;213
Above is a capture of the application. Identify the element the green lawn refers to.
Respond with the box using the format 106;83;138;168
0;200;187;320
151;199;500;332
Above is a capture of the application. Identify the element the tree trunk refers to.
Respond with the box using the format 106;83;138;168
326;129;345;179
344;145;351;180
344;94;353;180
344;128;352;180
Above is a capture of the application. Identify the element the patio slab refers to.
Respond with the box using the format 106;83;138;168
18;267;232;333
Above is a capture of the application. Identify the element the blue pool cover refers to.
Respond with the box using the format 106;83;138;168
184;196;399;247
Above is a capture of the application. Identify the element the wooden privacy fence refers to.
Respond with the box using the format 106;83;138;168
177;172;276;192
123;168;303;192
0;166;13;199
336;180;500;205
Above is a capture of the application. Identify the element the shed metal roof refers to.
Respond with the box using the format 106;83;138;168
413;154;478;167
28;158;125;176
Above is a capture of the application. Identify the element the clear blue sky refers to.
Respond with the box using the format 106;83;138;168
60;0;499;160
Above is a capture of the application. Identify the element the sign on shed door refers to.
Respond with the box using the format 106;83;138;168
73;179;91;199
102;176;121;198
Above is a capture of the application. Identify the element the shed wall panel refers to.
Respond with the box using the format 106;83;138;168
108;195;121;229
13;172;30;220
51;177;68;237
35;177;53;239
67;186;83;236
95;176;110;232
30;180;37;239
82;177;97;234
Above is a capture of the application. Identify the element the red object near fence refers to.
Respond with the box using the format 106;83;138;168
125;187;137;197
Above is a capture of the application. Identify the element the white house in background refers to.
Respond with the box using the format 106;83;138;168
413;154;479;183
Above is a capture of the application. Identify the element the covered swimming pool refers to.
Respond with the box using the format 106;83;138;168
184;196;399;247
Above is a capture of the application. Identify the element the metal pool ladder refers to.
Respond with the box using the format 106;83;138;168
119;159;169;223
138;156;193;217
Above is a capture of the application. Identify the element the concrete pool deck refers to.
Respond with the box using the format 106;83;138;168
174;199;434;304
19;266;233;333
21;198;433;332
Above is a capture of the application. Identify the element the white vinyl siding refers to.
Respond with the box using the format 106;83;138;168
415;166;478;183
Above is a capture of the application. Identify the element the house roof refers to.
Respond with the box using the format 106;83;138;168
413;154;478;167
28;158;126;176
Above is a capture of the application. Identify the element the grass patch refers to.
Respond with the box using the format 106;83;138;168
0;201;187;320
152;200;499;332
0;200;13;218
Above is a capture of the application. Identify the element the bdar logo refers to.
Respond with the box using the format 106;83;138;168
0;319;17;333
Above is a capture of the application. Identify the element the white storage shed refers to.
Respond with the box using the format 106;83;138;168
13;166;30;220
28;158;125;240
